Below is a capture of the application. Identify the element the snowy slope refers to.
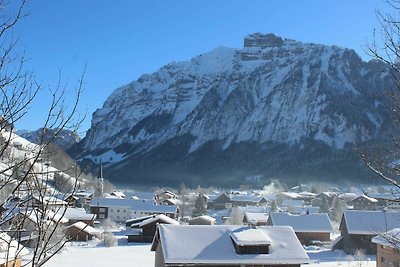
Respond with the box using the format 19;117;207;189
74;33;392;186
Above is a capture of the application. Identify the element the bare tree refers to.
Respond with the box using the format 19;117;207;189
0;1;90;266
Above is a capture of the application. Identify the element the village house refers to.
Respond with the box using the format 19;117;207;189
127;214;179;243
207;192;231;210
154;191;177;204
188;215;216;225
335;210;400;254
74;190;95;208
90;197;178;223
348;195;379;210
372;228;400;267
151;224;310;267
230;194;269;207
64;221;100;242
267;212;333;244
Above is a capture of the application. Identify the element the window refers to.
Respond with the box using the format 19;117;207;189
99;214;105;219
117;209;120;213
110;209;113;212
99;208;105;213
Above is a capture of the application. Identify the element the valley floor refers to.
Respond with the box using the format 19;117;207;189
40;229;377;267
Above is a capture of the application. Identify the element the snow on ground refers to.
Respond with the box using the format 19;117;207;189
43;228;377;267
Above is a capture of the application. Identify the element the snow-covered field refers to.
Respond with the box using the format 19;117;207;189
43;229;376;267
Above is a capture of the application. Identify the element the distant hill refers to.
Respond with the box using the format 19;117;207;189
71;33;393;187
18;128;81;151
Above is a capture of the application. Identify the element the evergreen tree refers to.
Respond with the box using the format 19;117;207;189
192;194;207;217
270;200;278;212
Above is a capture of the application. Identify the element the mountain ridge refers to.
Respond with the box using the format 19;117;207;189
71;33;392;187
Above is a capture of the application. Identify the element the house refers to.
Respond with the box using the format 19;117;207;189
151;225;310;267
311;192;337;207
348;195;379;210
372;228;400;267
276;192;302;205
90;197;179;223
127;214;179;243
188;215;216;225
336;210;400;254
0;233;29;267
207;192;231;210
74;190;95;207
243;212;269;226
154;191;177;204
64;221;100;242
267;212;333;244
45;210;69;224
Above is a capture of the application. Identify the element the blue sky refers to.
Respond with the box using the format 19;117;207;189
11;0;386;134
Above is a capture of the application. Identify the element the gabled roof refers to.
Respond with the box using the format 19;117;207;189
269;212;333;233
342;210;400;235
138;214;179;227
189;215;216;224
66;222;99;235
58;207;96;221
372;228;400;248
152;225;310;265
349;195;378;203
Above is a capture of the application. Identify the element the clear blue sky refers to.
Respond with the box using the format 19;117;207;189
11;0;386;134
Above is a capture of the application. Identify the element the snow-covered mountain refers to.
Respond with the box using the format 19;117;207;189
17;128;81;151
74;33;392;187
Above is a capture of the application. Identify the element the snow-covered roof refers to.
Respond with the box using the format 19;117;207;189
0;233;30;265
269;212;333;233
342;210;400;235
58;207;96;221
350;195;378;203
230;228;271;246
244;212;269;223
372;228;400;248
139;214;179;227
67;222;99;235
46;210;69;224
189;215;216;224
153;225;310;265
278;192;301;199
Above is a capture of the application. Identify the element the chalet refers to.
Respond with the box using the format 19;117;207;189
188;215;216;225
336;210;400;254
0;233;29;267
267;212;333;245
207;192;231;210
62;194;79;207
348;195;379;210
90;197;178;223
154;191;177;204
151;225;310;267
372;228;400;267
243;212;269;226
45;210;69;224
127;214;179;243
276;192;302;205
64;221;100;242
74;190;95;207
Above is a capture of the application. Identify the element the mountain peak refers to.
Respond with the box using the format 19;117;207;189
244;33;284;48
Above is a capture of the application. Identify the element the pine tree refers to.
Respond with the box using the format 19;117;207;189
192;194;207;217
270;200;278;212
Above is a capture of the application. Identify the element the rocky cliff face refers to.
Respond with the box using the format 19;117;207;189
73;33;392;187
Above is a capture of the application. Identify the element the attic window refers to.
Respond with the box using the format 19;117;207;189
230;228;271;254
